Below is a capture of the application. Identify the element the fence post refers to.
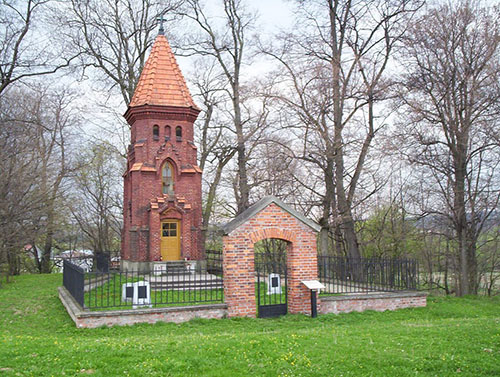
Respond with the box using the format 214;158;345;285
63;260;85;308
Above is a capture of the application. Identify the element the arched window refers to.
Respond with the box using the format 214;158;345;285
153;125;159;140
162;161;174;195
165;125;171;141
176;126;182;141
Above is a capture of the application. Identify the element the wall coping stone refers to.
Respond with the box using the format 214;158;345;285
320;291;428;302
59;286;227;320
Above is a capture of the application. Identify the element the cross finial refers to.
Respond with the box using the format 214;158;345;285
157;13;165;35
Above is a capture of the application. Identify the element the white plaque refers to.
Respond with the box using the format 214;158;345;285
301;280;325;291
267;273;282;295
132;281;152;309
121;282;135;303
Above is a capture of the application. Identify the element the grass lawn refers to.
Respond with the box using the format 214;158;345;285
0;274;498;376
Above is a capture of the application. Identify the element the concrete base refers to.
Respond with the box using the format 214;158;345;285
195;259;207;273
121;259;208;273
120;260;153;272
319;291;427;315
59;286;228;328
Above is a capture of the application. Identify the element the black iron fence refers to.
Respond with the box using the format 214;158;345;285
318;256;419;294
63;261;223;310
63;260;85;307
206;249;223;275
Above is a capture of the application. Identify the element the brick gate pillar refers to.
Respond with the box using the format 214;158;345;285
221;196;321;318
223;234;256;318
287;233;318;314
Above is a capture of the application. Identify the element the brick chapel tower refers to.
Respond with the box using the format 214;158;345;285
121;29;202;271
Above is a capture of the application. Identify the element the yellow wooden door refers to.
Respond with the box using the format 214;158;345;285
160;220;180;260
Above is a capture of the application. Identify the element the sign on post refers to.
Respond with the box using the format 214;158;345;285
301;280;325;318
301;280;325;292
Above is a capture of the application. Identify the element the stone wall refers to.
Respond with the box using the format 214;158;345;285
59;287;227;328
319;291;427;315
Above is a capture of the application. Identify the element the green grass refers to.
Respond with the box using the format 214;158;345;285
255;282;287;305
0;274;499;376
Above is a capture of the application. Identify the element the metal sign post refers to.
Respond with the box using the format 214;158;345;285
301;280;325;318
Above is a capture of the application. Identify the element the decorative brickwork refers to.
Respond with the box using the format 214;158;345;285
222;198;320;318
121;34;202;268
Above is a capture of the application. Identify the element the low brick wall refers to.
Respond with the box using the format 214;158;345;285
59;286;228;328
319;291;427;315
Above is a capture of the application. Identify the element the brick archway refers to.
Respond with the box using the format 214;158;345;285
222;197;320;317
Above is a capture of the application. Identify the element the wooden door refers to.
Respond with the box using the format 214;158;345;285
160;220;180;261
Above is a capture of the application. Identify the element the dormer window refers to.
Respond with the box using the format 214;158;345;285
162;161;174;195
165;125;171;141
176;126;182;142
153;125;159;140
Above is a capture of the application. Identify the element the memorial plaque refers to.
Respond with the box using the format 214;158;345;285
132;281;152;309
126;286;134;297
121;282;135;303
267;273;282;295
138;285;147;299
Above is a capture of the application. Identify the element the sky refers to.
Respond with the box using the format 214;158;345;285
175;0;294;81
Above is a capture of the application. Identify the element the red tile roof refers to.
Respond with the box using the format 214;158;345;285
129;34;198;109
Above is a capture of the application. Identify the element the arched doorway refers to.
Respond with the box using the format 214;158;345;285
254;238;289;317
222;196;320;318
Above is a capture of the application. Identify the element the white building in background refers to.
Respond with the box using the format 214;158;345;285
53;250;94;272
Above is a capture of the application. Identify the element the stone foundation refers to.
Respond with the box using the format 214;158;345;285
59;286;227;328
121;260;207;273
120;260;153;272
319;291;427;315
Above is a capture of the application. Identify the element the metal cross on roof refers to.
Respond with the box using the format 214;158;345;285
157;13;165;35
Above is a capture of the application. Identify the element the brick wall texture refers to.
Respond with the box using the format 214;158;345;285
223;203;318;318
320;292;427;315
121;33;203;265
121;105;203;263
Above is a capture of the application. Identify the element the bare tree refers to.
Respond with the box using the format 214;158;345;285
0;84;79;275
0;0;78;94
179;0;260;214
71;143;123;264
31;86;79;273
396;1;500;295
190;59;236;238
263;0;421;258
58;0;182;106
0;89;42;278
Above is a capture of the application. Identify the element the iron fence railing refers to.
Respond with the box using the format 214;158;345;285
318;256;419;294
63;260;85;307
206;249;223;275
63;261;223;310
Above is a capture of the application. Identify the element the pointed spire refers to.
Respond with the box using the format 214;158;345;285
129;34;198;109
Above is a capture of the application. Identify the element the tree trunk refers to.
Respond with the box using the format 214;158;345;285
234;93;250;214
41;222;54;273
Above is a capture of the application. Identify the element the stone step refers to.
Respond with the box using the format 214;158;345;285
152;261;192;276
150;279;223;290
